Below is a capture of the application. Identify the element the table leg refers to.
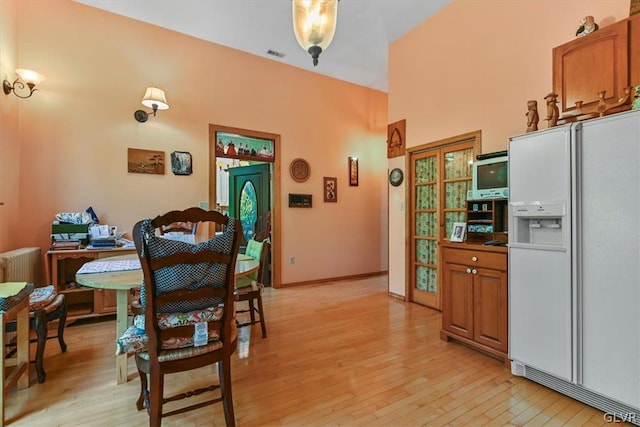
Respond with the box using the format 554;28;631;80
16;307;28;390
1;301;30;426
116;289;129;385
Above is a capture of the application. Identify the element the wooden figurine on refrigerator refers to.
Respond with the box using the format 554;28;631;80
525;100;539;132
544;93;559;127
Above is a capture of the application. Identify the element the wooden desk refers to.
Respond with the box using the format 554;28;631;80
76;253;259;385
46;247;136;319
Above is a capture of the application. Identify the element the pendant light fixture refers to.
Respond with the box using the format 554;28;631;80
292;0;339;66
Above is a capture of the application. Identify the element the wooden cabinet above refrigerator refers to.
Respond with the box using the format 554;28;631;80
552;13;640;117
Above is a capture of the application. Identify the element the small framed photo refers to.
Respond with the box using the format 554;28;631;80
348;156;358;186
324;177;337;202
450;222;467;242
170;151;192;175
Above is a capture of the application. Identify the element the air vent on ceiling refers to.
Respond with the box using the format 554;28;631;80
267;49;285;58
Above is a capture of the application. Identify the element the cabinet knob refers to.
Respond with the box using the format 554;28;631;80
471;256;478;262
471;269;477;275
466;268;472;273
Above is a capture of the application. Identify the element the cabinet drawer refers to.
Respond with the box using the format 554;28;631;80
443;248;506;271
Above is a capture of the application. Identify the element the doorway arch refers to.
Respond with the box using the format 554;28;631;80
208;124;281;288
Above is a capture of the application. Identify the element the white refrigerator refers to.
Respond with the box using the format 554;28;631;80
508;109;640;419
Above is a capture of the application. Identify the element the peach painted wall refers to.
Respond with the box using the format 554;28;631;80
0;2;20;252
13;0;388;285
388;0;631;297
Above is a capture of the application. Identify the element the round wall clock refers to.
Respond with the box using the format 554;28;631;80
389;168;404;186
289;158;310;183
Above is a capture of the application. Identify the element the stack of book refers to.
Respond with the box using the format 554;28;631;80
51;223;89;250
88;238;117;249
50;240;81;250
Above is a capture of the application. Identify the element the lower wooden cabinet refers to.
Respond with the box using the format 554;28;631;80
94;288;118;314
440;243;508;361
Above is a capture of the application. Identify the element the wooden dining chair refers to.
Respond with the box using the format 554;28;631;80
1;248;68;384
234;238;269;338
128;207;242;426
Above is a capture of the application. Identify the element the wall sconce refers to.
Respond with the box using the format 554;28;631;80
292;0;339;66
134;87;169;123
3;69;45;99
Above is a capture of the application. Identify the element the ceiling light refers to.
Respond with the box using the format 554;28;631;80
292;0;339;66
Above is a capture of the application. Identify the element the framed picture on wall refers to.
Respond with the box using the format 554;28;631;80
170;151;192;175
127;148;165;175
324;177;337;202
348;156;359;186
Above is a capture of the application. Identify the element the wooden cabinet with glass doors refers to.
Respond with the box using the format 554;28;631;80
408;131;480;310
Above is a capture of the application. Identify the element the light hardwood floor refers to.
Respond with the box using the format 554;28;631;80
6;277;616;426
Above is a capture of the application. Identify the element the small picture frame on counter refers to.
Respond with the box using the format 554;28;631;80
450;222;466;242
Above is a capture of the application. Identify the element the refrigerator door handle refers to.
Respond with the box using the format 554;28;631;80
571;122;583;386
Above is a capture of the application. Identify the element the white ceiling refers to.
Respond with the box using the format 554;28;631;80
76;0;450;92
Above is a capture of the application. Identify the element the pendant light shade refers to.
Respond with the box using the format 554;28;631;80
292;0;339;66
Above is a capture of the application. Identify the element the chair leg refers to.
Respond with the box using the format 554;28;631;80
218;358;235;427
256;293;267;339
149;371;164;426
56;302;68;353
248;300;256;325
33;310;47;384
135;361;147;411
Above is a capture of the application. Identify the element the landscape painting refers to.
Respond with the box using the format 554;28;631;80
128;148;165;175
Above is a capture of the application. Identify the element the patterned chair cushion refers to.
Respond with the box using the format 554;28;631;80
137;323;236;362
243;239;263;282
115;306;224;355
137;340;223;362
30;294;65;318
28;285;56;311
139;218;235;313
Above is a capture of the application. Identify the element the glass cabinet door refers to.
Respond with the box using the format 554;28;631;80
442;146;474;238
409;134;478;310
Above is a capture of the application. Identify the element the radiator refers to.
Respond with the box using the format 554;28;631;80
0;247;42;286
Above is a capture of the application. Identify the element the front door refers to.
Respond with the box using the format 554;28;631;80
228;163;271;245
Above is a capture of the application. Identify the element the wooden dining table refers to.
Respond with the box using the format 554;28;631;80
76;252;259;385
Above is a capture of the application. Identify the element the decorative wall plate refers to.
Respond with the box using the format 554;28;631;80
389;168;404;186
290;158;310;182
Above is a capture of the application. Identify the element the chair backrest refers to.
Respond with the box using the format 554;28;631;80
253;211;271;242
133;207;242;356
159;221;197;235
245;238;270;284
